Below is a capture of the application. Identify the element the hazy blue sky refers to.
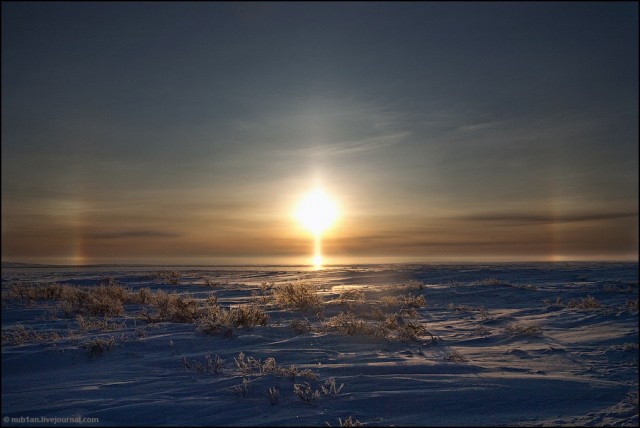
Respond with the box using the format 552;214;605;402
2;2;638;265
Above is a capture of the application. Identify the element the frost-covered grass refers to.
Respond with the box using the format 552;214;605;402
271;281;324;313
505;323;543;337
1;263;638;426
567;295;603;310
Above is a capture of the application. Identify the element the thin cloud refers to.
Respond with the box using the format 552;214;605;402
459;211;638;225
287;131;410;158
87;230;183;240
455;120;509;133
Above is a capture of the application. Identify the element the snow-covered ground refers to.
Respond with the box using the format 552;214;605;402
1;263;638;426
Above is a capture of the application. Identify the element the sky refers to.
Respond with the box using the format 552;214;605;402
2;1;638;265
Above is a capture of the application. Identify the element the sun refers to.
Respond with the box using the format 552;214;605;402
296;189;339;236
296;188;339;269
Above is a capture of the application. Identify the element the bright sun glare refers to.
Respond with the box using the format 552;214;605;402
296;189;338;236
296;189;338;268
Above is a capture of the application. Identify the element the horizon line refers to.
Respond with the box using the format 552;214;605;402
3;259;638;269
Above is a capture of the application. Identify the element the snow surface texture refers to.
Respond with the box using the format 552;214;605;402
1;263;638;426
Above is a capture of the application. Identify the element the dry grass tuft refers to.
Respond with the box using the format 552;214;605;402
328;416;364;427
198;304;268;335
266;386;280;405
272;282;324;313
380;294;426;310
231;305;270;327
338;288;365;304
153;270;182;284
448;303;493;321
479;278;505;286
405;280;426;290
75;315;125;333
278;364;318;381
290;318;313;334
321;378;344;396
473;326;492;338
293;381;321;404
251;289;274;306
506;323;543;337
229;353;322;400
1;324;61;345
82;287;127;317
133;287;153;304
448;303;471;312
8;281;269;338
234;351;253;375
231;352;319;383
567;295;602;310
323;311;436;343
7;282;68;301
232;377;251;398
543;296;564;309
234;352;278;375
396;321;436;343
6;282;139;318
201;276;217;287
81;336;116;358
444;352;468;363
324;312;381;338
142;290;199;323
181;353;224;374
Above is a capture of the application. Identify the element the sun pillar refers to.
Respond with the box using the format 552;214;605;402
295;188;338;270
313;231;322;269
